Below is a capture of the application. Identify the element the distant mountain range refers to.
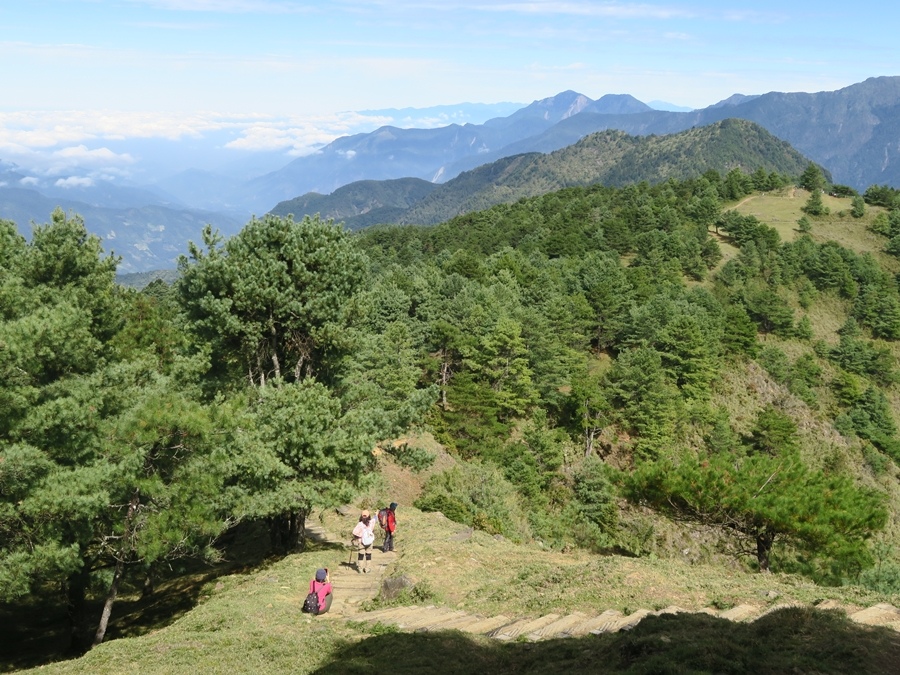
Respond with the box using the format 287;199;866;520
270;119;815;229
260;77;900;215
5;76;900;271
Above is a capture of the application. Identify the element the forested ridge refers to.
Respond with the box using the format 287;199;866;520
3;163;900;664
270;118;815;230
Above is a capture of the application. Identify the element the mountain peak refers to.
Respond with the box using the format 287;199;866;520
584;94;653;115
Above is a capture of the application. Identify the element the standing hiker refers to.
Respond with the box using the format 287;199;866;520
352;510;376;573
381;502;397;552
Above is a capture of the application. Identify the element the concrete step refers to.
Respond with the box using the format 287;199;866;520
459;614;514;635
527;612;590;640
490;613;561;641
358;605;428;622
614;609;653;631
563;609;624;637
589;609;651;634
849;603;900;626
421;612;491;632
718;604;761;622
398;608;461;629
412;610;471;631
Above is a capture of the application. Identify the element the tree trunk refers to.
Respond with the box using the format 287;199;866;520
93;557;125;646
93;490;140;647
439;356;452;410
756;528;775;572
65;565;92;655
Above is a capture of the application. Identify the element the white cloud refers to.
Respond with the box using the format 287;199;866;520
124;0;316;13
470;2;694;20
55;176;95;188
20;177;39;186
223;111;393;154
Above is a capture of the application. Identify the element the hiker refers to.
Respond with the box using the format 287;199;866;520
352;510;376;573
381;502;398;552
306;568;332;615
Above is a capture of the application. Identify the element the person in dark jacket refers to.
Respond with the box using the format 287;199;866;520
383;502;397;552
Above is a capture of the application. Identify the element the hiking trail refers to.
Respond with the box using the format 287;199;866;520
305;518;900;640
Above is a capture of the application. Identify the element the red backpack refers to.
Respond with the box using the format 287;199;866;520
377;507;389;529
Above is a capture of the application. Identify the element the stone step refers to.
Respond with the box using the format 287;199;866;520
358;605;429;622
588;609;651;635
412;610;471;631
459;614;513;635
399;608;462;629
415;612;486;632
751;602;803;622
563;609;624;637
849;603;900;626
614;609;653;631
718;604;760;622
490;613;561;641
527;612;590;640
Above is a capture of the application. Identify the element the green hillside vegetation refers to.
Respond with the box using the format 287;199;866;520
270;177;437;230
4;163;900;672
271;119;816;230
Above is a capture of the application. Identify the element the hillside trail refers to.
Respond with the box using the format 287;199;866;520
304;519;398;617
305;518;900;641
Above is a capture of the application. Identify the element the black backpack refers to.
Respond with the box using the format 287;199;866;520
302;590;320;615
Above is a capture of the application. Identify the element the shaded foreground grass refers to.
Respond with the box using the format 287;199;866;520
11;503;900;674
23;605;900;675
322;608;900;675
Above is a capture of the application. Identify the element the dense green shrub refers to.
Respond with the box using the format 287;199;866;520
414;461;532;542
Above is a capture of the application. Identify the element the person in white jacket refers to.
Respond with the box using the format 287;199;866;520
352;510;376;573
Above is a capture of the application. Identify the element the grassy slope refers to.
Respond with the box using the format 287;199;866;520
21;450;900;675
15;192;900;674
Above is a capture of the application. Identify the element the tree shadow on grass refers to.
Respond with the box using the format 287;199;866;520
0;521;344;672
315;608;900;675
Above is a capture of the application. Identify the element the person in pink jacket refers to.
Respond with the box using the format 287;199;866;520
352;510;376;573
308;568;332;614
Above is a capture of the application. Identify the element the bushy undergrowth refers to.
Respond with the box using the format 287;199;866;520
414;461;532;541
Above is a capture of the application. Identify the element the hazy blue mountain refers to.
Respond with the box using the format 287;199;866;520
155;168;252;219
647;100;694;112
0;186;242;273
582;94;653;115
358;101;525;126
241;91;598;213
270;177;437;229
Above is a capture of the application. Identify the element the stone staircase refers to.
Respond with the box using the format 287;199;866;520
305;520;398;616
352;601;900;641
305;518;900;641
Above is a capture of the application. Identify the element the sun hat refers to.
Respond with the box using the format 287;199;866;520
361;509;370;517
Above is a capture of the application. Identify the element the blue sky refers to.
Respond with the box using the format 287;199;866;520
1;1;898;179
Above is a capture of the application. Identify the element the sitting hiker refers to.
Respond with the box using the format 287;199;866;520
308;568;333;614
352;510;376;573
